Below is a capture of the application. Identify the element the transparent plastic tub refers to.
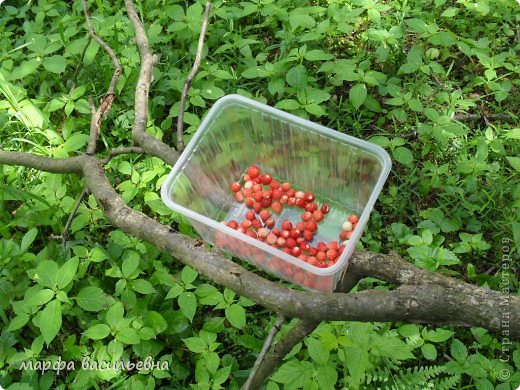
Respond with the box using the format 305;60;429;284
161;95;391;292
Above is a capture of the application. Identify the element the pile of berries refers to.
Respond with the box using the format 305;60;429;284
223;165;359;269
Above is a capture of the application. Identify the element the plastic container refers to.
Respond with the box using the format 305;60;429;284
161;95;391;292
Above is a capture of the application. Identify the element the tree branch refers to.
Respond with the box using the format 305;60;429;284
242;315;286;390
124;0;179;166
79;156;519;338
176;1;212;152
0;152;84;174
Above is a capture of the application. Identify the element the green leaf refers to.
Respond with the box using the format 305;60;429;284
84;324;111;340
506;156;520;172
39;300;62;345
179;292;197;322
181;266;198;284
183;337;207;353
316;365;338;390
43;55;67;74
76;286;112;312
63;133;89;152
90;246;109;263
286;65;307;88
106;302;124;328
393;147;414;167
8;313;30;331
166;285;184;299
349;84;367;110
425;328;454;342
122;251;140;278
441;7;460;17
56;258;79;289
144;311;167;334
304;104;326;117
343;345;371;385
225;304;246;329
116;328;140;344
305;337;329;365
421;343;438;360
398;324;420;337
504;128;520;139
20;227;38;253
450;339;468;362
271;359;313;387
131;279;157;294
304;50;334;61
34;260;59;288
275;99;300;110
26;289;55;307
372;334;415;360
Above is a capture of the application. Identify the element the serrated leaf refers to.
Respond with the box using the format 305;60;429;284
63;133;89;152
183;337;207;353
225;304;246;329
425;328;454;342
84;324;111;340
398;324;420;337
286;65;307;88
76;286;112;312
26;289;54;307
316;365;337;389
179;292;197;322
349;84;367;110
504;128;520;139
56;258;79;289
305;337;329;365
116;328;140;344
131;279;156;294
166;285;184;299
451;339;468;362
271;359;313;386
39;300;62;345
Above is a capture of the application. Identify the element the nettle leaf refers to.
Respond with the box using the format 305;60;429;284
56;258;79;289
349;83;367;110
451;339;468;362
316;365;337;390
38;300;62;345
286;65;307;89
225;304;246;329
84;324;111;340
343;345;371;385
179;292;197;322
76;286;112;312
271;359;313;387
305;337;329;365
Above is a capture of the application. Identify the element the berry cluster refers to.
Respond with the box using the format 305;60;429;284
224;165;359;269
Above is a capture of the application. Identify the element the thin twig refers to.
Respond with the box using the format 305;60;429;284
62;187;89;244
101;146;144;165
453;113;514;122
81;0;122;155
242;315;286;390
176;1;212;152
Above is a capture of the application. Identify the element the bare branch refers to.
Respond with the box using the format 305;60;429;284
243;315;286;390
62;187;89;244
454;113;515;122
80;156;519;338
124;0;179;166
0;151;84;174
176;1;212;152
82;0;122;155
101;146;144;165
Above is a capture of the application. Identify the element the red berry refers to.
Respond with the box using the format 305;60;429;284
339;245;345;254
265;218;275;228
254;192;263;202
327;249;338;261
317;242;328;252
296;237;305;245
298;254;307;261
305;202;317;212
235;192;244;202
241;220;252;229
261;198;272;208
281;182;291;192
282;248;292;255
258;228;270;238
295;191;305;199
280;195;288;204
253;177;262;184
290;229;301;239
307;256;318;266
246;211;255;221
312;210;324;222
296;198;307;209
263;190;271;199
244;180;254;189
291;247;301;257
246;230;257;239
287;197;296;206
328;241;339;250
253;202;262;213
305;192;315;202
286;189;296;198
272;189;283;200
281;230;290;238
300;242;311;252
272;201;282;214
230;182;241;192
302;211;312;222
243;174;251;182
339;231;349;241
281;220;293;231
227;220;239;229
286;238;297;248
276;237;286;247
316;251;327;262
266;233;277;245
243;188;253;197
259;209;271;221
305;220;317;232
252;219;262;229
309;247;318;256
253;183;263;193
238;227;247;234
349;214;359;224
320;203;330;214
296;222;306;231
270;180;280;189
303;230;314;241
272;228;281;237
261;174;272;185
247;165;261;179
245;197;254;207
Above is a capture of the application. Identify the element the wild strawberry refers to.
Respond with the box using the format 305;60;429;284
265;218;275;228
339;231;349;241
241;220;252;229
302;211;312;222
282;248;292;254
281;229;290;238
286;189;296;198
296;198;306;208
246;211;255;220
266;233;277;245
281;220;293;231
317;242;328;252
290;229;301;239
252;219;263;229
253;202;262;213
272;201;282;214
305;221;318;232
287;197;296;206
281;182;291;192
227;220;238;229
230;182;241;192
308;247;317;256
244;180;254;189
286;238;297;248
254;192;263;202
258;228;270;238
291;247;301;257
261;174;272;185
246;230;258;239
298;254;307;261
270;179;280;189
326;249;338;261
296;237;305;245
243;174;251;182
295;222;305;231
320;203;330;214
328;241;339;250
276;237;286;247
263;190;272;199
307;256;318;266
272;189;283;200
342;221;353;231
243;188;253;197
303;230;314;241
261;198;272;208
253;183;263;193
312;210;324;222
239;227;247;234
247;165;261;179
348;214;359;224
259;209;271;221
235;192;244;202
245;197;254;207
272;228;281;237
305;192;315;202
300;241;311;252
316;251;327;262
295;191;305;199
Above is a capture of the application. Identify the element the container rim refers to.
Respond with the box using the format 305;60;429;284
161;94;392;277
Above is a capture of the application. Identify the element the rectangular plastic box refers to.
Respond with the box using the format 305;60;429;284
161;95;391;292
